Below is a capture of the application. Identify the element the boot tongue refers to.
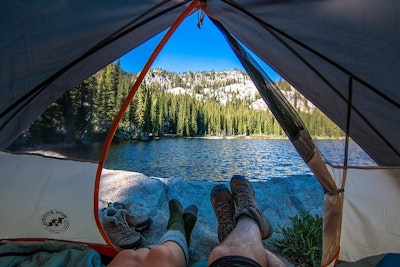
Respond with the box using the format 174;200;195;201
112;209;124;221
106;207;120;218
110;201;130;210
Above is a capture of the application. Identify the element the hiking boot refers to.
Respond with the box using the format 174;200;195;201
230;175;273;239
100;207;144;249
108;201;152;232
210;184;236;242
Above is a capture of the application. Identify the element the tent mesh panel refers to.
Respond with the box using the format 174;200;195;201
211;17;314;160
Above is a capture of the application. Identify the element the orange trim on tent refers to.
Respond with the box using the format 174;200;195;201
93;0;201;255
322;246;340;267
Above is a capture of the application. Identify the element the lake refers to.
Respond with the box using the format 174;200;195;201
103;138;375;182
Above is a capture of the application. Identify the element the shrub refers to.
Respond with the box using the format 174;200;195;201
271;212;323;267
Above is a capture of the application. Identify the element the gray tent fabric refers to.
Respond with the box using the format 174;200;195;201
0;0;186;148
1;0;399;165
207;0;400;166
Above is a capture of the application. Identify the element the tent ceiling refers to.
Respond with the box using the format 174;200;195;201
1;0;399;165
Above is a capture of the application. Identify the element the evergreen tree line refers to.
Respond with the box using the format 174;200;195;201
22;63;343;145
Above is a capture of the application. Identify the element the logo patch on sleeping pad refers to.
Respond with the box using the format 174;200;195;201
41;210;70;233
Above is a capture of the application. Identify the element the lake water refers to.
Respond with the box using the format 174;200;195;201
104;138;375;182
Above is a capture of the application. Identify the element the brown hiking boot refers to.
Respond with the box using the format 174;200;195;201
230;175;273;239
210;184;236;242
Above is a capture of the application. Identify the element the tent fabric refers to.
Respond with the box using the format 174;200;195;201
0;241;104;267
0;0;186;149
207;0;400;166
296;136;344;265
338;166;400;262
0;151;109;248
0;0;399;165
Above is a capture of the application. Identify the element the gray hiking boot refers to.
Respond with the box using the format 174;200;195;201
230;175;273;239
108;201;152;232
101;207;144;249
210;184;236;242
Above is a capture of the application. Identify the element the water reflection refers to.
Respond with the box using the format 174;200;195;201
101;139;375;181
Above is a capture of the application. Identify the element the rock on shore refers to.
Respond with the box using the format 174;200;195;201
99;169;324;265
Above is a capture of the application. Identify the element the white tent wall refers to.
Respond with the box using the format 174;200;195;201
338;166;400;262
0;151;108;247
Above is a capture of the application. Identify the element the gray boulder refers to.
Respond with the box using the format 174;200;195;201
99;169;324;265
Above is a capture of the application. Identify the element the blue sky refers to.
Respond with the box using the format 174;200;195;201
119;13;281;81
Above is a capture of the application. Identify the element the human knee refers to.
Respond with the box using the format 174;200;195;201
148;245;178;262
209;245;230;259
108;249;144;266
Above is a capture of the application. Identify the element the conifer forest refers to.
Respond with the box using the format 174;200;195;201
21;62;343;145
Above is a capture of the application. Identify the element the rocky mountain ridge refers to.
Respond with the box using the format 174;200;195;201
141;68;315;113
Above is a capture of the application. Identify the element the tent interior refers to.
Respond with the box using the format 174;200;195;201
1;0;399;266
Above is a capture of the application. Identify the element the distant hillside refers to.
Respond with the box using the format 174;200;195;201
142;68;315;113
10;64;343;148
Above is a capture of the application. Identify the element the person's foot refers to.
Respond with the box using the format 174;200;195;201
183;204;198;246
210;184;236;242
230;175;273;239
167;199;185;234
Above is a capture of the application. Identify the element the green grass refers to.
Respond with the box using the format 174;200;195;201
271;212;323;267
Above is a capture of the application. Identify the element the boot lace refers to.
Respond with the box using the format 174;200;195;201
234;186;254;210
115;220;136;238
216;200;235;237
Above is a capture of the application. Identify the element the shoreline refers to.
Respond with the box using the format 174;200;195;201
10;134;345;151
157;133;345;140
7;136;347;164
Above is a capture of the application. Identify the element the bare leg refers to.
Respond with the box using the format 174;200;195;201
107;247;150;267
108;200;198;267
207;217;267;266
107;242;186;267
138;241;186;267
208;176;287;267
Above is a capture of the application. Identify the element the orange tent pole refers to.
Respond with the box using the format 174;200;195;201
93;0;201;256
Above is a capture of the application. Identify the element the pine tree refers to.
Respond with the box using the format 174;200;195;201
176;98;186;136
190;100;198;136
150;91;161;136
22;65;347;145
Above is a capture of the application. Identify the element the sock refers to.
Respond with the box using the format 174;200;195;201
167;199;185;234
147;200;196;266
183;204;198;246
158;230;189;266
155;200;189;265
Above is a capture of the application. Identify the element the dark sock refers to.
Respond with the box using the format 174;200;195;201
167;199;185;235
183;204;198;246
